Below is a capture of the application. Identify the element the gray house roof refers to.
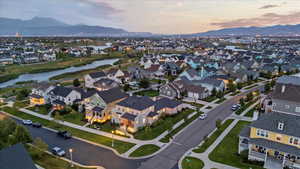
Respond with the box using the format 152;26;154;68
271;83;300;103
155;97;182;111
97;87;128;104
89;71;106;79
0;144;38;169
121;113;137;121
250;112;300;138
117;96;155;111
50;86;73;97
277;75;300;86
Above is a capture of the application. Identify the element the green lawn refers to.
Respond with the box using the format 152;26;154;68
134;109;194;140
28;105;51;115
61;112;86;126
129;144;160;157
1;107;135;154
216;97;226;104
244;107;257;117
13;100;30;108
27;145;95;169
182;156;204;169
193;119;234;153
160;111;202;143
135;90;159;97
209;121;264;169
184;102;204;109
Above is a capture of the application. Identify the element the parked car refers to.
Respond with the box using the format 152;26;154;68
231;104;241;111
199;113;207;120
22;120;32;125
32;122;42;128
52;147;66;157
57;130;72;139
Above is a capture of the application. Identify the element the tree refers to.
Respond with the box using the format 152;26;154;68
139;78;150;89
13;125;32;144
216;119;222;129
228;80;236;92
237;82;243;90
246;92;254;102
16;89;30;100
31;138;48;159
123;84;130;91
264;83;271;92
240;98;245;107
211;88;217;97
73;78;81;87
216;91;224;98
270;79;276;88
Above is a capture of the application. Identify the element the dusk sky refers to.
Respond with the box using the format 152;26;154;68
1;0;300;34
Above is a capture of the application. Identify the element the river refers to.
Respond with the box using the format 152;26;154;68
0;58;119;88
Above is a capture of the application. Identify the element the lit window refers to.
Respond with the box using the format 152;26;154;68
296;107;300;113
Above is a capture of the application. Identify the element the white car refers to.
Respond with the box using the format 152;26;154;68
199;113;207;120
22;120;32;125
52;147;66;157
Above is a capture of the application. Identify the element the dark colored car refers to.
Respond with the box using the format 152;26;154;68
32;122;42;128
57;130;72;139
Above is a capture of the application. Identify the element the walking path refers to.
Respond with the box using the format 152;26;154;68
178;100;259;169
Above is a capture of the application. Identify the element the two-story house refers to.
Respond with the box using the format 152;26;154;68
84;71;106;88
111;96;155;133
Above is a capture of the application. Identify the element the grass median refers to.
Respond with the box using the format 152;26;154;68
129;144;160;157
193;119;234;153
1;107;135;154
182;156;204;169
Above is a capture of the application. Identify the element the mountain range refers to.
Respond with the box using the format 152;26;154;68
0;17;152;37
1;17;300;37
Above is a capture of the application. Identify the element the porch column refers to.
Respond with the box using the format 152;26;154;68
282;153;286;168
264;148;268;163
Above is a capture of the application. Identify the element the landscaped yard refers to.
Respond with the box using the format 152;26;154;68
134;108;194;140
61;112;86;126
129;144;160;157
244;107;257;117
28;105;51;115
235;99;258;115
135;90;159;97
1;107;135;154
202;96;217;102
184;102;204;109
209;121;264;169
182;156;204;169
193;119;234;153
230;91;241;96
27;145;95;169
160;111;202;143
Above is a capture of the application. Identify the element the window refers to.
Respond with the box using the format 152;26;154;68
278;122;284;130
256;129;268;138
296;107;300;113
276;135;282;141
289;137;300;146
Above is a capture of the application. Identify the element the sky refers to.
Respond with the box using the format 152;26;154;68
1;0;300;34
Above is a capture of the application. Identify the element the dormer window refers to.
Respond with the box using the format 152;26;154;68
278;122;284;131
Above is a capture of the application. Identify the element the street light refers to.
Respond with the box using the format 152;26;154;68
69;148;74;167
111;130;114;147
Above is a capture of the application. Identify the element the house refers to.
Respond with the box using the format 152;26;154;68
30;83;54;105
48;86;81;106
145;64;165;77
93;78;119;91
84;71;106;88
0;143;38;169
179;69;202;81
106;69;127;83
193;78;225;92
84;87;128;123
159;82;181;99
271;76;300;115
112;96;155;133
186;85;210;100
155;97;186;115
239;113;300;169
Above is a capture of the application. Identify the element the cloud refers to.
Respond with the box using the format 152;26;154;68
211;11;300;28
259;4;279;9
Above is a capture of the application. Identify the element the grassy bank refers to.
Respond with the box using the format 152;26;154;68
1;107;135;154
129;144;160;157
